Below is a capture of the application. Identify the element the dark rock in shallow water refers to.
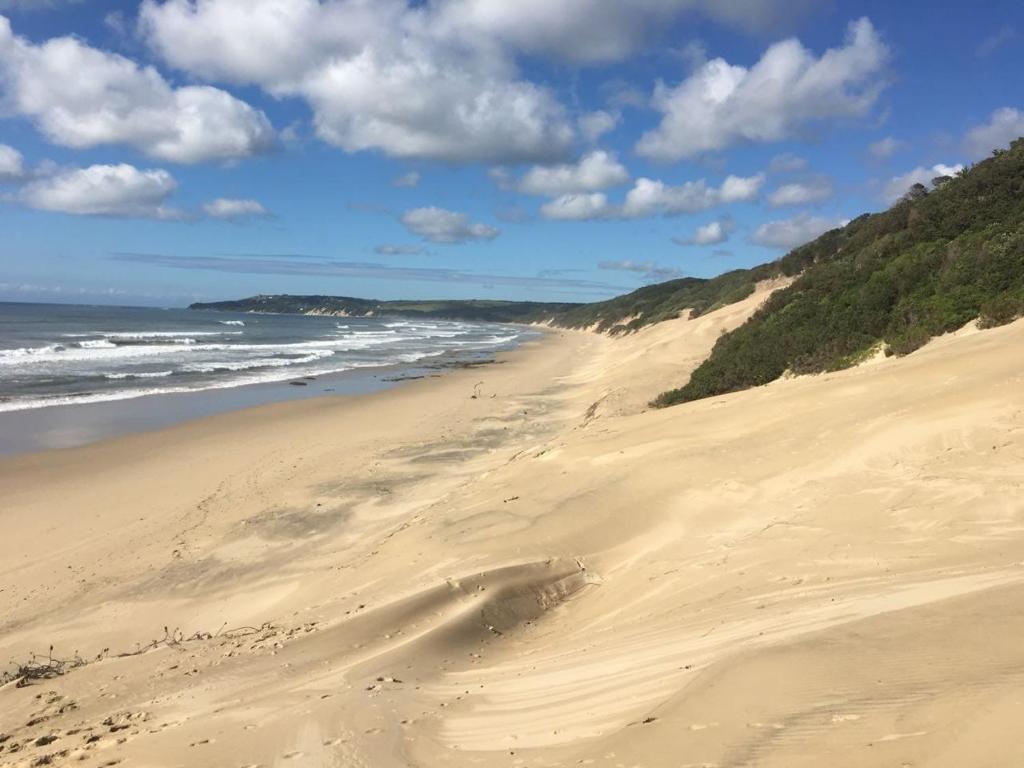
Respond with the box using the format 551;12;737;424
289;381;309;387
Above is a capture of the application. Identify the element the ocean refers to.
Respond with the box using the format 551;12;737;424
0;302;537;453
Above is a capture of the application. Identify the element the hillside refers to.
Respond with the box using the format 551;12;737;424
190;268;805;333
189;295;581;324
551;267;779;333
655;137;1024;406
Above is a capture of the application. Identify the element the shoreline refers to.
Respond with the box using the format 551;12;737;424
0;331;541;457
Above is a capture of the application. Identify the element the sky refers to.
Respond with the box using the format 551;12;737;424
0;0;1022;307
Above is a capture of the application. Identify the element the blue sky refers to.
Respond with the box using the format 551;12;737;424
0;0;1022;307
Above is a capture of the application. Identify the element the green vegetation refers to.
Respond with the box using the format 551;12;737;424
654;138;1024;407
552;267;780;333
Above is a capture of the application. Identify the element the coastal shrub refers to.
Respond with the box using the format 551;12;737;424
655;136;1024;407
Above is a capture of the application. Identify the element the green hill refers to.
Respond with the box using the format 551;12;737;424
654;138;1024;407
552;267;778;333
189;295;581;324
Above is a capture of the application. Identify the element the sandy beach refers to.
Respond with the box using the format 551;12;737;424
2;283;1023;768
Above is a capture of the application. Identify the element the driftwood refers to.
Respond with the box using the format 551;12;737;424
2;622;277;688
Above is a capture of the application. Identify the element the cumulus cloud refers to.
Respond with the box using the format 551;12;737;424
138;0;823;164
540;173;764;221
0;15;274;164
881;163;963;204
518;150;629;196
202;197;269;220
0;142;23;179
140;0;573;164
751;212;846;249
622;178;713;217
767;177;833;207
623;173;763;217
636;17;888;161
578;110;619;143
541;193;612;221
433;0;822;64
963;107;1024;158
673;217;735;246
401;206;499;244
867;136;906;160
20;163;182;218
393;171;420;188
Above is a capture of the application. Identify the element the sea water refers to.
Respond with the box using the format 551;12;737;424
0;302;537;452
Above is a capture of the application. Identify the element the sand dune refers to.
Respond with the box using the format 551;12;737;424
1;285;1023;767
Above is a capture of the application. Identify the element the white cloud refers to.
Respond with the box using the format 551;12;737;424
623;173;763;217
767;177;833;207
202;197;269;220
433;0;822;64
0;142;23;179
539;172;764;221
140;0;573;164
0;15;274;164
636;17;888;161
674;217;735;246
623;178;714;217
718;173;765;203
751;212;846;249
20;163;182;218
300;51;573;164
138;0;822;164
518;150;629;196
963;107;1024;158
881;163;963;204
769;152;807;173
393;171;420;188
541;193;612;221
401;206;499;244
867;136;905;160
578;110;619;143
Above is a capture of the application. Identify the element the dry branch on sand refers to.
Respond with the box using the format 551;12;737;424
1;623;278;689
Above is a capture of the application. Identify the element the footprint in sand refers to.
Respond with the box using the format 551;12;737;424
282;751;305;759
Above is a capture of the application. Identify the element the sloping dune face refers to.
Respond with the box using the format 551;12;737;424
1;289;1022;768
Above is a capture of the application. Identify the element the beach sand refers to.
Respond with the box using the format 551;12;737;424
2;282;1023;767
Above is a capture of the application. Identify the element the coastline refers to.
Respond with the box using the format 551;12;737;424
2;290;1024;767
0;329;540;457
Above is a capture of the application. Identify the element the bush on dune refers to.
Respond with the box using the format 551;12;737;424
655;137;1024;407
